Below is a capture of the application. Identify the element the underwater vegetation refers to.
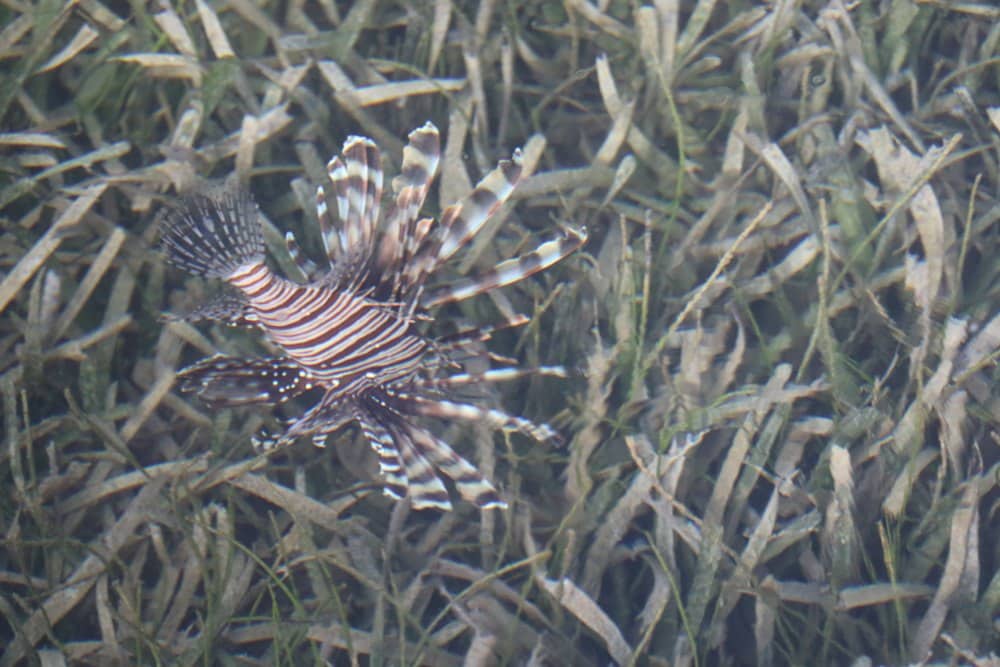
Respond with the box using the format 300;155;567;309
1;0;999;665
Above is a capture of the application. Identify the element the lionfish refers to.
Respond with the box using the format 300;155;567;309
161;122;585;511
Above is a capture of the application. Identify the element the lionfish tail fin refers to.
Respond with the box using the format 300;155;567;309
160;188;263;278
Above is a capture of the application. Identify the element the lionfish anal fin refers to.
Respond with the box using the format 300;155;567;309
177;355;315;406
163;293;258;327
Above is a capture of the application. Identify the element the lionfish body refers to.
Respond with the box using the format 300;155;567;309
161;122;585;511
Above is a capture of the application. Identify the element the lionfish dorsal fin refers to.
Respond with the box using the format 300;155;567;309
319;135;383;265
284;230;321;281
431;148;522;266
378;122;440;280
420;225;587;308
402;205;459;291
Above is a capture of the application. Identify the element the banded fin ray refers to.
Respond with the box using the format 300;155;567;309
428;366;567;389
284;231;321;281
407;424;506;509
399;394;560;444
323;136;383;264
401;205;458;291
356;411;410;503
360;391;485;511
421;225;587;308
434;150;523;263
405;150;522;289
378;122;441;284
395;426;452;510
433;314;530;349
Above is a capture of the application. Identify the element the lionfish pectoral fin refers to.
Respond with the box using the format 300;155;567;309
433;315;531;351
407;425;506;509
176;355;313;406
431;366;567;389
396;433;453;511
159;188;264;279
356;413;412;504
357;402;455;511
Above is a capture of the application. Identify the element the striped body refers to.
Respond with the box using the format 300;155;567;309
161;122;586;511
227;261;425;386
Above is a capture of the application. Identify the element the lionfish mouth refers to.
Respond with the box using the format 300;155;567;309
160;121;586;511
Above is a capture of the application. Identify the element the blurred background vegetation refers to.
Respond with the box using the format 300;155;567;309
1;0;999;665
